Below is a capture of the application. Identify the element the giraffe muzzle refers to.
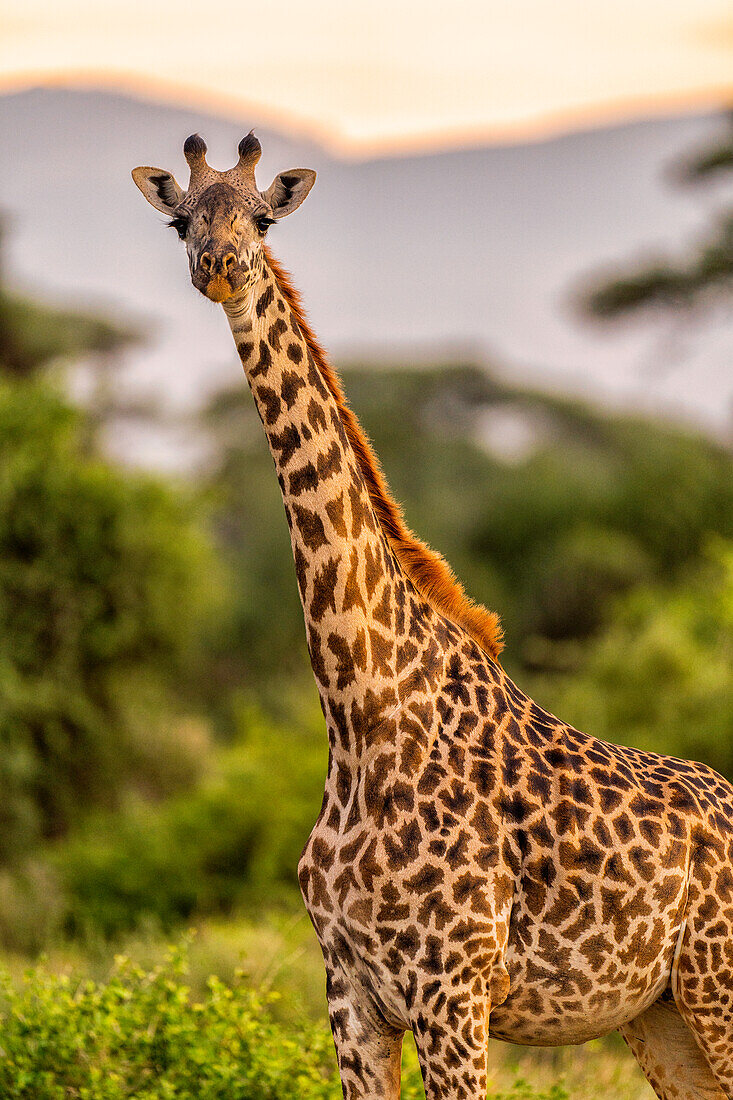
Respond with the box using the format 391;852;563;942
192;251;247;303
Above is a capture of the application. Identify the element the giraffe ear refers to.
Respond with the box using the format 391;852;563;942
131;166;186;214
262;169;316;219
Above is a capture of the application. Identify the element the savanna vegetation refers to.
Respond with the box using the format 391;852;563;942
0;122;731;1097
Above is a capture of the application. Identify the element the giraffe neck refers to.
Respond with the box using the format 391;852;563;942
223;254;446;762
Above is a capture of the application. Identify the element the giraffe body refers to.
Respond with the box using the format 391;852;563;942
133;135;733;1099
302;659;724;1053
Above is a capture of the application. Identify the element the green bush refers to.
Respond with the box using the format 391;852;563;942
0;379;216;858
0;949;341;1100
53;703;327;939
532;541;733;777
0;949;569;1100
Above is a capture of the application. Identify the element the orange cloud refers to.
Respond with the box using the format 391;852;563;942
1;0;732;155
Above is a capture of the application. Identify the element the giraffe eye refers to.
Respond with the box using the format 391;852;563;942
256;215;274;234
169;214;189;240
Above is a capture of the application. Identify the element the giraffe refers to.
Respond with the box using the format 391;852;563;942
133;134;733;1100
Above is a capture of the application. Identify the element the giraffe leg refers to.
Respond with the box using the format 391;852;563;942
671;910;733;1096
619;996;725;1099
325;967;404;1100
411;988;490;1100
673;987;733;1095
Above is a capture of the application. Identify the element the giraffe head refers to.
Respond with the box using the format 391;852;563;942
132;133;316;303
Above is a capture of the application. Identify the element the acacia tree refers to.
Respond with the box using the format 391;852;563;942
583;114;733;318
0;220;136;381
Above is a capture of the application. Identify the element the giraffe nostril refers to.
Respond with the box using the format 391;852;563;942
200;252;213;274
222;252;237;275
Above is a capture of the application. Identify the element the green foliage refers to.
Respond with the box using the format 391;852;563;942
0;948;342;1100
0;218;135;380
0;379;217;858
52;703;327;939
583;215;733;316
0;221;152;437
583;115;733;318
491;1085;568;1100
0;948;572;1100
684;140;733;180
531;541;733;777
0;291;136;379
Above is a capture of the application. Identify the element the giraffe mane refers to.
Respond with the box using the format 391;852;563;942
266;249;504;662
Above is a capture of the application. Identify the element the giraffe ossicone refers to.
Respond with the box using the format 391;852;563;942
133;135;733;1100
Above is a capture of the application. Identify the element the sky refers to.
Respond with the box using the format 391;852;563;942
0;0;731;465
1;0;733;155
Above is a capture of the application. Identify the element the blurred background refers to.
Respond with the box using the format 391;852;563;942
0;2;731;1096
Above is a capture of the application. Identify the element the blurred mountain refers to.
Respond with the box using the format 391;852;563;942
0;87;730;464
